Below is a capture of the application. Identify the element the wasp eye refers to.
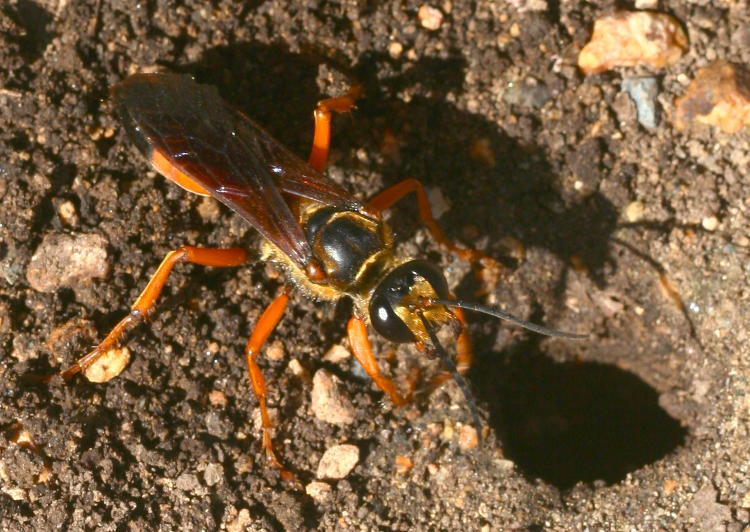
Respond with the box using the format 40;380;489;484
369;291;415;343
368;260;449;343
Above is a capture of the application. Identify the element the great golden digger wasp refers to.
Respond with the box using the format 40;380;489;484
58;73;584;486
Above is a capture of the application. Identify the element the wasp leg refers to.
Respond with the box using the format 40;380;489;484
308;85;363;172
367;178;498;265
347;316;407;407
60;246;248;380
243;289;300;488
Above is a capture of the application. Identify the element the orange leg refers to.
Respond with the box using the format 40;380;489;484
367;178;494;265
308;86;363;172
60;246;248;379
347;316;407;406
243;289;300;488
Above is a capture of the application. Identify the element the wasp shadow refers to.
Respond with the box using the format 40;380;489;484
472;334;687;489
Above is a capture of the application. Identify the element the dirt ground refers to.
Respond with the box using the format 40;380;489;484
1;0;749;530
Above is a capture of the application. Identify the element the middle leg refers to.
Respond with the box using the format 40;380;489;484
367;178;498;266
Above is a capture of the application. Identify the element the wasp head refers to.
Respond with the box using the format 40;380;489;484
368;260;456;343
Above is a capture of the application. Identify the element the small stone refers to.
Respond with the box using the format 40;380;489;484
418;5;443;31
83;346;130;383
425;186;450;219
621;77;660;128
311;369;355;425
674;60;750;133
205;411;231;439
226;508;252;532
208;390;228;407
196;196;220;223
701;216;719;231
287;358;309;380
266;339;285;361
316;444;359;479
305;481;332;503
323;343;350;363
388;41;403;59
203;463;223;486
176;472;200;492
56;200;79;227
458;424;479;451
26;232;109;292
578;11;687;75
394;456;413;474
624;200;645;222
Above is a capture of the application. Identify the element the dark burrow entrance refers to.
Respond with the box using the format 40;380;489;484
475;340;687;489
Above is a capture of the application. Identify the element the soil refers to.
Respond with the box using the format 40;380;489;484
1;0;749;530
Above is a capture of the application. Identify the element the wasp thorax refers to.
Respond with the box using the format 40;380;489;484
369;260;452;343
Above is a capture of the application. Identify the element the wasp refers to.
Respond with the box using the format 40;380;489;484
59;73;583;486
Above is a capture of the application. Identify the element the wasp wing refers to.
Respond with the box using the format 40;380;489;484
111;73;362;269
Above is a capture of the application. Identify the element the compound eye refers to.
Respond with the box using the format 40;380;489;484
369;291;415;343
407;260;449;300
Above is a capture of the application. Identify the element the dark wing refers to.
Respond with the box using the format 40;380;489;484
110;73;362;269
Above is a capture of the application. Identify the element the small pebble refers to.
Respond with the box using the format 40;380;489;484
622;77;659;128
305;481;332;503
56;200;79;227
311;369;355;425
395;456;413;474
702;216;719;231
83;346;130;383
624;200;645;222
578;11;687;75
288;358;308;379
323;343;350;363
425;186;450;219
176;472;200;493
197;196;220;223
226;509;252;532
266;339;285;361
26;232;109;292
458;424;479;451
203;463;223;486
388;41;403;59
418;5;443;31
675;60;750;133
208;390;228;407
316;444;359;479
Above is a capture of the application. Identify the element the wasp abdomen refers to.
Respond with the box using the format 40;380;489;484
306;206;384;285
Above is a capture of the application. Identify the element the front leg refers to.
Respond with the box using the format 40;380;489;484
61;246;248;379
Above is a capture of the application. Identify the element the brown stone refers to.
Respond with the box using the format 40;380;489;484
674;60;750;133
578;11;687;75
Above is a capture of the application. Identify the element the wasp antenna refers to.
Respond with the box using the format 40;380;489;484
430;298;587;339
418;313;483;445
